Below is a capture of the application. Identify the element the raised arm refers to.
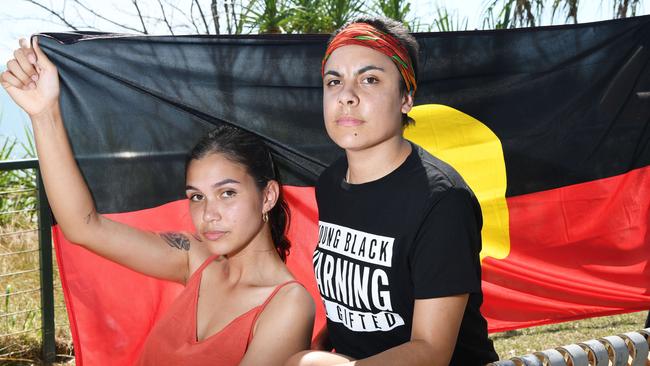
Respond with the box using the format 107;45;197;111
1;38;191;283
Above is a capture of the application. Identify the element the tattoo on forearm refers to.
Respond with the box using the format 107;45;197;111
160;232;190;251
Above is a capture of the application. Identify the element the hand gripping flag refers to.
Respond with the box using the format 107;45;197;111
36;15;650;365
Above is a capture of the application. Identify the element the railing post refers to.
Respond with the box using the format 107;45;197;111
37;171;56;364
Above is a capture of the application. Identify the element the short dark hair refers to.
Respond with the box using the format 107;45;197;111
187;125;291;261
329;17;419;126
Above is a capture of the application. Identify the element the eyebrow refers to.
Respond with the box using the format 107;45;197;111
323;65;385;78
185;178;240;191
324;70;341;77
358;65;385;74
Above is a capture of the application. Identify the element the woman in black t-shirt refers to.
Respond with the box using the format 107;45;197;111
286;17;499;366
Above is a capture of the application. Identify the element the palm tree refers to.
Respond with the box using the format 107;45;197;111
324;0;366;30
244;0;294;33
284;0;332;33
375;0;412;25
429;7;469;32
613;0;643;17
480;0;643;29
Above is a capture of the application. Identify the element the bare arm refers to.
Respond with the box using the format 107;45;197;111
311;324;332;351
285;295;468;366
350;295;468;366
2;38;191;283
241;284;315;366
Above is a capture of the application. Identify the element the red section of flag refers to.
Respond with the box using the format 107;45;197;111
282;186;327;336
483;165;650;332
54;200;188;366
54;167;650;363
54;187;323;366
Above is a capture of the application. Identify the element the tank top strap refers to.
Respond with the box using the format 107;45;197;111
246;280;303;344
187;254;220;284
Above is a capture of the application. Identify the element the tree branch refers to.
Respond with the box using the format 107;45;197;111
211;0;220;34
156;0;174;34
70;0;146;33
193;0;211;34
131;0;149;34
230;0;239;34
189;0;202;33
160;0;203;33
224;0;232;34
22;0;79;30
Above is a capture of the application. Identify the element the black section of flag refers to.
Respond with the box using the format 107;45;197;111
415;18;650;196
40;16;650;213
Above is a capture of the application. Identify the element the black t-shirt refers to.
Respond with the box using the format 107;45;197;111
313;143;498;365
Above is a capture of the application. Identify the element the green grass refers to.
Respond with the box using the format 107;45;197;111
0;208;74;365
1;129;73;365
492;311;647;359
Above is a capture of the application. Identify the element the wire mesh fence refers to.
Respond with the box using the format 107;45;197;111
0;160;73;364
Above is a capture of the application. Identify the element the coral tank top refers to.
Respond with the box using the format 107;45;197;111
136;255;299;366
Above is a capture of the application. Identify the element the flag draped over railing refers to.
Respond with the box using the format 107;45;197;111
41;15;650;365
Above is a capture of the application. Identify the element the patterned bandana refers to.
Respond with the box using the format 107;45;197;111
321;22;417;96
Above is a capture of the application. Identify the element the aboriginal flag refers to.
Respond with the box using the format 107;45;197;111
38;15;650;365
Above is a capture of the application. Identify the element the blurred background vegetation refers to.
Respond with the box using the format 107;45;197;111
12;0;647;35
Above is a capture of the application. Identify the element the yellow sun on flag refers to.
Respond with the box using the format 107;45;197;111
405;104;510;261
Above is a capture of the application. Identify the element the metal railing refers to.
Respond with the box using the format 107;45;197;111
489;327;650;366
0;158;59;364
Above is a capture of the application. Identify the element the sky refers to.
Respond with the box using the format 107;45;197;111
1;0;649;157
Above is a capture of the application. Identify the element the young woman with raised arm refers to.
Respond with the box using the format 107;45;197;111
2;37;314;366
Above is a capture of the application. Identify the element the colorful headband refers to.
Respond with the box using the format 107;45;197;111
321;22;417;96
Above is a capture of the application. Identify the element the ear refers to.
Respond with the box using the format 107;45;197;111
401;92;414;114
262;180;280;214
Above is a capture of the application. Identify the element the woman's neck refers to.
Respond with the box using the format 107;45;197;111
221;228;287;286
345;136;411;184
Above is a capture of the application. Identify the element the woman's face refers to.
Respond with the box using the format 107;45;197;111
185;153;270;256
322;44;413;152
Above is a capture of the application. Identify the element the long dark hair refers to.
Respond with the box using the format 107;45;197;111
187;125;291;262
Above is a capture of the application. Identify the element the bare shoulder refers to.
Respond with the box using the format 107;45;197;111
242;282;315;365
278;282;314;305
264;282;315;318
251;281;315;342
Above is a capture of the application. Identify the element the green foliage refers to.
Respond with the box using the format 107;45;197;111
482;0;511;29
225;0;257;34
551;0;578;24
481;0;544;29
493;311;646;358
234;0;645;34
374;0;412;24
0;124;37;226
429;7;469;32
480;0;644;30
283;0;334;33
613;0;643;18
243;0;294;33
324;0;366;31
246;0;367;34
